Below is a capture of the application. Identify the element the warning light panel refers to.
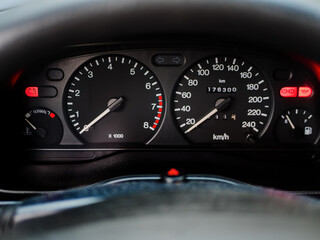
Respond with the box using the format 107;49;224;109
25;86;57;98
25;87;39;97
298;87;313;98
280;86;313;98
280;87;297;97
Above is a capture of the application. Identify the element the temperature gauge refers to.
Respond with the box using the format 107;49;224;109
275;108;319;144
22;108;63;146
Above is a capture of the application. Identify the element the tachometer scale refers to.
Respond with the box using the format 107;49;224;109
65;55;165;144
173;56;273;144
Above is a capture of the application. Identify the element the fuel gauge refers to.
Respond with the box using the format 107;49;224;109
22;108;63;146
275;108;319;144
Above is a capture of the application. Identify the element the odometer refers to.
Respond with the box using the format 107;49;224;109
65;55;165;144
173;56;273;144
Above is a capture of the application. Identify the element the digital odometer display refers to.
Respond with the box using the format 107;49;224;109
173;56;273;144
65;55;165;144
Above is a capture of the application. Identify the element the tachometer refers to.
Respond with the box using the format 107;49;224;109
173;56;273;144
65;55;165;144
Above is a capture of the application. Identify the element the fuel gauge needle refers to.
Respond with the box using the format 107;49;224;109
285;114;296;130
80;97;124;134
184;97;232;134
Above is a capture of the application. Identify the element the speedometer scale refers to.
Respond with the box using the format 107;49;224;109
173;56;273;144
65;55;164;144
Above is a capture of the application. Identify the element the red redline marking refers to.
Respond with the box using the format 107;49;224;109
152;97;164;129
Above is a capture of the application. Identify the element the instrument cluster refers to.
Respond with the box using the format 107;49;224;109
13;47;320;152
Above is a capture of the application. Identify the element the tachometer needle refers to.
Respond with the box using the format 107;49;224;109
80;97;124;134
184;97;232;134
285;114;296;130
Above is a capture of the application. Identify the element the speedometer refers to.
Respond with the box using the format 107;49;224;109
173;56;273;144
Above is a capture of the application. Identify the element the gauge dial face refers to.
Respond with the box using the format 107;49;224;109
275;109;319;144
65;55;165;144
173;56;273;144
22;108;63;146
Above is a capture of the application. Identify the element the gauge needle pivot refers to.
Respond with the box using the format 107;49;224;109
184;97;232;134
285;114;295;130
80;97;124;134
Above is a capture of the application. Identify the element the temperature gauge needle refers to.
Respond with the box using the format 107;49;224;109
80;97;124;134
24;118;46;138
285;114;296;130
184;97;232;134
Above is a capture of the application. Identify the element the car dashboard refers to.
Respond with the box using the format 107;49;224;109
0;43;315;195
2;0;320;238
0;0;320;200
14;45;320;149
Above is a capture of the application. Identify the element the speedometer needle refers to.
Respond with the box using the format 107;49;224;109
184;97;232;134
80;97;124;134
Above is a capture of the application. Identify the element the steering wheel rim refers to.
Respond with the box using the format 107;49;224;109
2;179;320;239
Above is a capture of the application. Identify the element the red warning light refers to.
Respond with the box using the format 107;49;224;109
280;87;297;97
298;87;313;98
49;112;56;119
25;87;39;97
167;168;180;177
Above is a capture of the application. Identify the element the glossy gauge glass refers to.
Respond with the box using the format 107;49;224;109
173;56;273;144
65;55;165;144
275;108;319;144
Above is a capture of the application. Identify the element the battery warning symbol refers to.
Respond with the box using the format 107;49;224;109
25;87;38;97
